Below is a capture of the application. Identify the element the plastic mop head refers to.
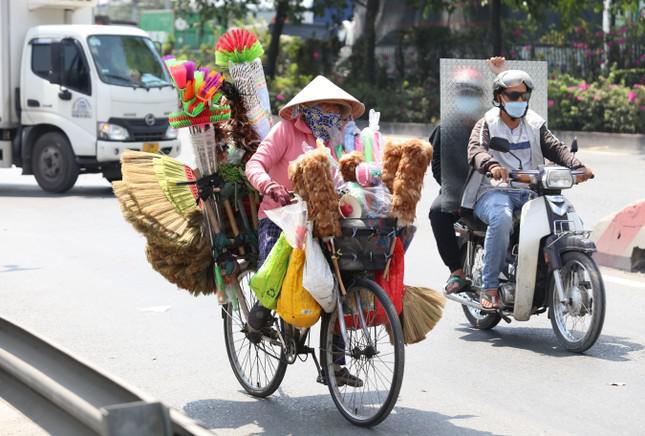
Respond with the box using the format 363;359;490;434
215;28;272;139
162;57;229;129
168;106;231;128
215;28;264;66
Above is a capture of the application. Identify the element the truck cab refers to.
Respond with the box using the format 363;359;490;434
0;1;180;192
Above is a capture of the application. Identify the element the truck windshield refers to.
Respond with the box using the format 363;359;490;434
87;35;170;88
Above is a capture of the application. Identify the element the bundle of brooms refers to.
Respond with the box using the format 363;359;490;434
113;150;217;296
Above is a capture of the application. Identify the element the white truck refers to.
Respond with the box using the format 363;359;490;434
0;0;180;192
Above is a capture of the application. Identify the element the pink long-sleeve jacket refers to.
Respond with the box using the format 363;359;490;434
245;117;317;219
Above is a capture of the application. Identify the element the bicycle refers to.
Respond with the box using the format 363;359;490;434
221;219;405;427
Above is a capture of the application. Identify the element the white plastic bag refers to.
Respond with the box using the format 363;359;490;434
265;199;307;249
302;223;336;313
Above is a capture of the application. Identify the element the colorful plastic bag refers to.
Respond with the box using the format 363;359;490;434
302;223;336;313
277;248;321;328
359;109;384;163
374;237;405;321
250;233;292;309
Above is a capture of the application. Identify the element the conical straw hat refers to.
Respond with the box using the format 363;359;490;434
279;75;365;120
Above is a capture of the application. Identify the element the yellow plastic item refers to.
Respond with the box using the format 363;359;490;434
277;248;321;328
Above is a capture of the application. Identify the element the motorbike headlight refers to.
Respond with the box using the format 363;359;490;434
542;167;574;189
97;122;130;141
164;125;178;140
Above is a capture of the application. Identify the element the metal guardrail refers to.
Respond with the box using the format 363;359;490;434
0;316;216;436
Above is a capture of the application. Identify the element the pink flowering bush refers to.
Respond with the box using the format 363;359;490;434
548;73;644;133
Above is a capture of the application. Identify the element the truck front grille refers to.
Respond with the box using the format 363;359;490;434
108;117;169;142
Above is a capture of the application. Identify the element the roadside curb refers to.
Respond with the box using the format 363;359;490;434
552;130;645;153
272;116;645;150
591;200;645;273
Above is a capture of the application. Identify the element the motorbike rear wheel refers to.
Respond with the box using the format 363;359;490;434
548;251;606;353
462;302;502;330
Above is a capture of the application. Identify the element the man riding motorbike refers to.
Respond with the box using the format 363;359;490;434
461;69;594;310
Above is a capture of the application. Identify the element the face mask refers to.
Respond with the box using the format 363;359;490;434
301;106;343;142
502;101;528;119
455;96;482;117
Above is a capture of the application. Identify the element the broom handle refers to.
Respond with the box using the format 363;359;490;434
249;193;259;230
328;238;347;296
223;199;245;255
204;202;221;234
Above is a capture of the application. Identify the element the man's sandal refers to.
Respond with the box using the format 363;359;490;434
480;290;501;311
445;275;471;294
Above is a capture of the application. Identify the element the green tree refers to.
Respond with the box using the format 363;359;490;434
265;0;351;79
172;0;260;46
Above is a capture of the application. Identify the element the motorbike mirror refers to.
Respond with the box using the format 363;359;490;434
571;137;578;154
489;137;510;153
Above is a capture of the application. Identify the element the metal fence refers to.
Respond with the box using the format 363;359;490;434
511;44;645;79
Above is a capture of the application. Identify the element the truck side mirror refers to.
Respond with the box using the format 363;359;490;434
489;137;510;153
571;137;578;154
50;42;63;85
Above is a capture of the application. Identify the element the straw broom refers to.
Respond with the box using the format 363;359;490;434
118;151;203;248
401;286;446;344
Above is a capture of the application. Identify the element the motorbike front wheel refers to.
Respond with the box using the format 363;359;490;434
548;251;606;353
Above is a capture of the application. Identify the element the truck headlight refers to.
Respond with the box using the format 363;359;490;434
542;167;574;189
164;126;178;139
98;122;130;141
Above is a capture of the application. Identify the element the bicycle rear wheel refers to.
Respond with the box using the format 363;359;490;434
223;268;287;397
320;277;405;427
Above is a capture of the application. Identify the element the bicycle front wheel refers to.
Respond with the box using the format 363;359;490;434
223;268;287;397
320;277;404;427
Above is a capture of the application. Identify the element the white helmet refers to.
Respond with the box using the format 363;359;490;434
493;70;534;95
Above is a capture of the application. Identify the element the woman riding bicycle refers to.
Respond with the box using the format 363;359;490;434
244;75;365;386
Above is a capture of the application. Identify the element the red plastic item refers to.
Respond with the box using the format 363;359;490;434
341;237;405;329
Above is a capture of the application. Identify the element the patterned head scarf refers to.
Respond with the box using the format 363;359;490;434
300;105;343;142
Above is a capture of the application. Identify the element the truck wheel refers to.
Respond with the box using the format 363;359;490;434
102;164;122;183
32;132;79;193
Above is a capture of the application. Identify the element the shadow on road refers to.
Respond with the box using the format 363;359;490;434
0;264;42;274
184;393;500;436
0;183;113;198
455;325;642;362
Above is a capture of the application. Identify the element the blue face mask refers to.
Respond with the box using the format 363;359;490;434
455;96;482;117
502;101;528;119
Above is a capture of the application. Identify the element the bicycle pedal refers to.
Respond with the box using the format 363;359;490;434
316;373;328;385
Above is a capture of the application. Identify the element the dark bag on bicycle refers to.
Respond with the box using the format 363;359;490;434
333;217;397;271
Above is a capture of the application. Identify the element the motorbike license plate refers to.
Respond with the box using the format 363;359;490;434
143;143;159;153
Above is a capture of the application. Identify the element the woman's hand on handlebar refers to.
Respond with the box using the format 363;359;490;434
265;183;292;206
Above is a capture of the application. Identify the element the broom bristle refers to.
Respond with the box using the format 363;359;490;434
402;286;446;344
153;156;199;216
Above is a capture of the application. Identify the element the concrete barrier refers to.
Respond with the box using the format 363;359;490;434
591;200;645;273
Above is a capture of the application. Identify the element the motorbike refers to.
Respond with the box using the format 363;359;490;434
446;137;606;352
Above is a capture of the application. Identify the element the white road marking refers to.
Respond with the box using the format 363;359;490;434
603;274;645;289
